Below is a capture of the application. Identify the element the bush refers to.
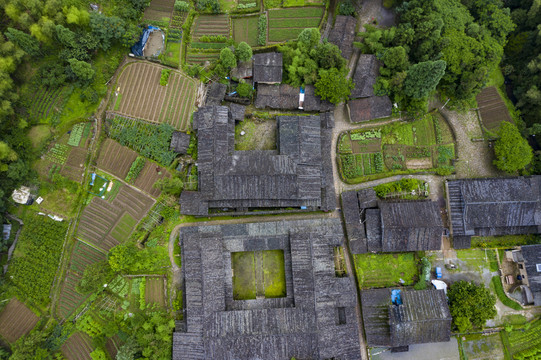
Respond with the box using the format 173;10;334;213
199;35;227;43
338;0;355;15
350;129;381;140
258;14;267;46
374;152;384;172
236;41;252;62
237;2;256;8
236;81;253;97
435;165;454;175
160;69;172;86
174;0;189;11
125;157;145;183
373;178;423;197
139;277;146;310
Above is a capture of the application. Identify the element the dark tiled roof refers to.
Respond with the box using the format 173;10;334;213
328;15;357;60
521;244;541;306
205;82;227;105
230;60;253;79
303;85;335;112
180;106;336;215
170;131;191;153
341;193;443;253
228;103;246;121
362;289;452;348
448;177;541;244
173;218;362;360
348;96;392;122
253;52;283;83
351;54;379;99
255;84;298;110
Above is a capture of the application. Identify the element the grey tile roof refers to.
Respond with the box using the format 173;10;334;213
362;289;452;348
205;82;227;105
170;131;191;153
348;96;392;122
328;15;357;60
351;54;379;99
180;106;336;215
521;244;541;306
448;177;541;245
253;52;283;83
255;84;334;112
173;218;362;360
228;103;246;121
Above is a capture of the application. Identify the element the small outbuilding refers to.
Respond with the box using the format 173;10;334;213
510;244;541;306
228;103;246;122
347;96;392;122
253;53;283;84
328;15;357;60
170;131;191;154
205;82;227;106
11;186;32;205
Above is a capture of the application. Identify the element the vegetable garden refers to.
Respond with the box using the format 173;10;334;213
27;86;67;122
61;332;94;360
267;7;324;42
143;0;175;21
0;298;39;343
501;318;541;359
144;276;167;307
476;86;513;133
8;212;69;305
187;15;230;64
338;113;456;182
97;139;138;179
353;253;418;288
114;62;196;130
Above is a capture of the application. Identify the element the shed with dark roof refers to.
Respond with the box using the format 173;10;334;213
447;177;541;249
228;102;246;121
253;52;283;84
170;131;191;154
205;82;227;105
361;288;452;351
350;54;379;99
328;15;357;60
347;96;392;122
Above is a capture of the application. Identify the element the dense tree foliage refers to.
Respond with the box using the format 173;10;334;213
493;121;533;173
219;47;237;69
235;42;252;62
279;28;351;103
76;260;114;294
448;280;496;332
108;242;169;274
358;0;514;113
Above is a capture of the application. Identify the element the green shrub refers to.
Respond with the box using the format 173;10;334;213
174;0;190;11
374;152;384;172
374;178;423;197
437;145;453;164
236;81;253;97
435;165;454;175
139;277;146;310
125;157;146;183
199;35;227;43
433;116;443;144
350;129;381;140
237;2;256;8
338;0;355;15
160;69;172;86
258;14;267;46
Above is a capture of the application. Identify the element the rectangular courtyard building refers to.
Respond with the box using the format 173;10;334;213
172;218;362;360
447;176;541;249
180;105;336;215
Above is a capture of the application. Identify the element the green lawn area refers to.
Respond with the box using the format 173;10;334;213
28;125;51;149
460;333;506;360
110;213;137;243
262;250;286;298
456;249;498;272
231;251;256;300
234;118;276;151
354;253;418;288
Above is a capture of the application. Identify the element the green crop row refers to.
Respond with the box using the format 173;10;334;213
68;123;85;147
125;157;146;184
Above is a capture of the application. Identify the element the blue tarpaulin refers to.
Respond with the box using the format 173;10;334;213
131;26;161;56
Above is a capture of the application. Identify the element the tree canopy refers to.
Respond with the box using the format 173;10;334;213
235;42;252;62
493;121;533;173
448;280;496;332
315;68;353;104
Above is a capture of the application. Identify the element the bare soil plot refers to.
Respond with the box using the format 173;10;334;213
476;86;513;132
0;298;39;343
186;52;220;65
145;276;166;307
57;271;87;320
114;63;196;130
97;139;138;179
61;332;94;360
133;161;171;197
143;0;174;21
105;335;124;359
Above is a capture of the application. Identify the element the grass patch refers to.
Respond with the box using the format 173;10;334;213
262;250;286;298
490;276;522;311
232;16;259;46
113;93;122;111
28;125;52;149
231;251;256;300
354;253;418;288
456;249;498;272
502;314;528;326
234;118;276;150
164;41;181;68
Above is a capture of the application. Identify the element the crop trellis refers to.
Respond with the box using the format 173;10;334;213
140;202;166;231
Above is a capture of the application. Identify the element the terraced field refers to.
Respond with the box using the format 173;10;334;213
133;161;171;197
61;332;94;360
57;186;153;319
114;62;196;130
143;0;174;21
267;7;324;42
0;298;39;343
97;139;138;179
186;52;220;65
27;86;66;122
187;15;230;65
145;276;166;307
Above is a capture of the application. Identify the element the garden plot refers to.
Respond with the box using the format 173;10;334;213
461;333;505;360
501;318;541;359
231;250;286;300
145;276;166;307
187;15;230;64
61;332;94;360
133;161;171;198
105;335;124;359
114;63;196;130
267;7;324;42
337;114;456;182
27;86;67;122
57;241;106;319
353;253;418;289
97;139;138;179
143;0;174;21
476;86;513;133
232;16;259;46
0;298;39;343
